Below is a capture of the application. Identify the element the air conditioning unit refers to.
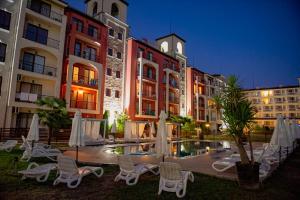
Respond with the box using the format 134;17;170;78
17;74;22;81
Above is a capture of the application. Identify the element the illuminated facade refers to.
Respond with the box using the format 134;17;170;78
244;79;300;128
124;38;180;120
1;0;67;128
61;7;107;118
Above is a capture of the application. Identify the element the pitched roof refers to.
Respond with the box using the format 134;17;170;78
155;33;186;43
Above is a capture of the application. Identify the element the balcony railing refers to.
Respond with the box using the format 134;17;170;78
74;51;100;62
72;75;98;88
163;64;180;72
137;109;155;116
70;100;96;110
27;0;63;23
15;92;53;103
68;23;100;40
137;91;156;100
23;28;60;49
19;60;56;77
137;71;156;82
169;96;180;104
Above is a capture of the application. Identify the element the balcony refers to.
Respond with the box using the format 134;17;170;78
137;109;155;116
72;75;98;88
19;60;56;77
23;28;60;49
169;96;180;104
169;79;179;89
137;91;156;100
74;51;100;62
70;100;96;110
137;69;156;82
287;99;298;103
27;0;63;23
163;64;180;72
68;23;100;40
15;92;53;103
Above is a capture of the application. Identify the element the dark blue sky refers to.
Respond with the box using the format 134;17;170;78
66;0;300;89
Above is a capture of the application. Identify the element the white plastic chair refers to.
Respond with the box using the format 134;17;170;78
158;162;194;198
53;155;103;188
0;140;18;152
114;155;159;185
21;144;62;162
18;162;57;182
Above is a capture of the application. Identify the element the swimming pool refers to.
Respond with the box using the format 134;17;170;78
103;140;231;158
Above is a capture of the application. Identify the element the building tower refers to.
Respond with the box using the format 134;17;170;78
156;33;187;116
85;0;129;123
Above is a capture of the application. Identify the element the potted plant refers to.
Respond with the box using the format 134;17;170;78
214;76;258;189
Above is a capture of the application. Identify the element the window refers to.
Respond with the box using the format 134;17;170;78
117;32;123;40
72;17;83;32
147;52;153;61
0;43;6;62
74;41;81;57
84;46;96;61
108;48;113;56
115;90;120;98
25;24;48;45
106;88;111;97
117;52;122;59
88;25;98;38
106;68;112;76
0;10;11;30
73;67;79;82
116;71;120;78
92;2;98;16
22;52;45;74
109;28;114;37
29;0;51;18
111;3;119;18
137;47;144;58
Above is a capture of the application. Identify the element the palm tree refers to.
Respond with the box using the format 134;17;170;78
214;76;256;165
36;97;71;145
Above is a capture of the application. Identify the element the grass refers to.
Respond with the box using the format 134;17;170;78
0;147;299;200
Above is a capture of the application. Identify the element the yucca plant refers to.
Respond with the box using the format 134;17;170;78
214;76;257;165
36;97;71;144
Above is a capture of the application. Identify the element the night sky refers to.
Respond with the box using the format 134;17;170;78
65;0;300;89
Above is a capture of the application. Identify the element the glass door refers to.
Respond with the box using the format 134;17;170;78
23;52;34;71
34;55;45;74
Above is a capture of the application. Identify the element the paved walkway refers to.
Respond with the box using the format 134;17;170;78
64;142;269;181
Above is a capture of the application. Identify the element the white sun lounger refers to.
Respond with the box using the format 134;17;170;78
21;145;62;162
114;155;159;186
158;162;194;198
0;140;18;152
54;155;104;188
18;162;57;182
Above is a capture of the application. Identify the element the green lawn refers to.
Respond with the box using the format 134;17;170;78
0;148;299;200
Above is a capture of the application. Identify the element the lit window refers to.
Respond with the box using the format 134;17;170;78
161;41;168;53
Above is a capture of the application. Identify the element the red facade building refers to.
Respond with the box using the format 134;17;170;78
124;38;180;121
186;67;206;122
61;7;107;118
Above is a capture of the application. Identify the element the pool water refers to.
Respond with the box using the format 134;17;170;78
103;140;231;158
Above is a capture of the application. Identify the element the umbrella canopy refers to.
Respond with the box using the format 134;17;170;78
284;119;294;146
150;122;156;138
69;111;85;147
111;120;117;133
155;111;168;158
270;115;290;147
27;114;39;142
292;120;300;139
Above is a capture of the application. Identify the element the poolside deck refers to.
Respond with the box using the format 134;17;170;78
64;142;270;181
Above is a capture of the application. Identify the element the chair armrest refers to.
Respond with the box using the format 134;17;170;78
27;162;39;170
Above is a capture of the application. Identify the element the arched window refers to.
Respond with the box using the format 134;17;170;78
111;3;119;18
176;42;183;54
92;2;98;16
161;41;168;53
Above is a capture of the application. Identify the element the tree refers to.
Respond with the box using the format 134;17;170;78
214;76;257;165
36;97;71;145
116;112;129;133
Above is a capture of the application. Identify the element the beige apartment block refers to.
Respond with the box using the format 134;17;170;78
1;0;67;128
86;0;129;123
204;73;226;133
244;78;300;128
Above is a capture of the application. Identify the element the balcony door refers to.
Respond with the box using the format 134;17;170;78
25;24;48;45
30;0;51;17
23;52;45;74
20;82;42;96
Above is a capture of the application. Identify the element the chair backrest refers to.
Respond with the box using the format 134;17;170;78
118;155;134;171
159;162;182;180
7;140;17;146
57;155;79;175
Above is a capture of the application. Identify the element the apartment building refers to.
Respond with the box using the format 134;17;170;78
124;38;181;120
2;0;67;128
156;34;187;116
205;73;226;132
85;0;129;122
186;67;206;123
244;78;300;128
0;0;23;128
61;7;107;118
